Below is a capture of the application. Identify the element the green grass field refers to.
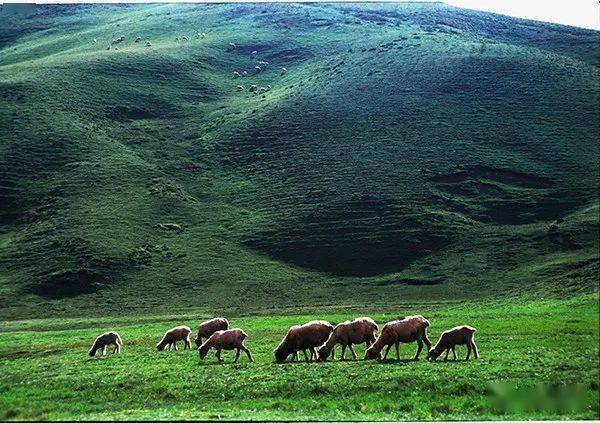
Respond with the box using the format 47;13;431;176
0;2;598;420
1;296;598;420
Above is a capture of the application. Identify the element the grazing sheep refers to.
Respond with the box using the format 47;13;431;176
258;60;269;67
157;326;192;351
365;315;431;361
254;65;263;73
428;325;478;361
236;85;245;91
318;317;378;361
280;67;287;76
228;42;237;51
233;71;241;78
135;36;142;43
196;32;206;39
112;35;125;44
106;44;111;51
145;41;152;47
182;36;189;42
198;329;253;362
249;84;258;93
194;317;229;348
242;71;248;76
175;37;180;42
92;38;97;43
89;331;122;357
273;320;333;363
251;50;258;56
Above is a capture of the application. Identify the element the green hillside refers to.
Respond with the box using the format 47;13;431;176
0;3;598;318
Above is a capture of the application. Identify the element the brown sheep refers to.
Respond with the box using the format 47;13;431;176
89;331;122;356
194;317;229;348
317;317;378;361
198;329;253;362
365;315;431;361
274;320;333;363
157;326;191;351
428;325;478;361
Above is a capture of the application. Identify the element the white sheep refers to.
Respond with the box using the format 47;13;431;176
89;332;122;356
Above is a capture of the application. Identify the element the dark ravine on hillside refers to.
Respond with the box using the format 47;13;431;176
0;3;598;317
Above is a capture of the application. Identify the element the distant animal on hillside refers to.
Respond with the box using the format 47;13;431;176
175;37;180;42
196;32;206;39
365;315;431;360
92;38;97;43
194;317;229;348
274;320;333;363
428;325;478;361
318;317;378;361
112;35;125;44
198;329;253;362
157;326;192;351
280;67;287;76
233;71;241;78
236;85;244;91
228;42;237;51
89;331;122;356
135;36;142;43
182;36;188;41
249;84;258;93
251;50;257;56
145;41;152;47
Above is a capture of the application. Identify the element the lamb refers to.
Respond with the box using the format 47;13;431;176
198;329;253;362
254;65;263;73
194;317;229;348
364;315;431;361
135;36;142;43
89;331;122;356
182;36;189;42
280;67;287;76
317;317;378;361
251;50;257;56
156;326;192;351
233;71;241;78
428;325;478;361
273;320;333;363
228;42;237;51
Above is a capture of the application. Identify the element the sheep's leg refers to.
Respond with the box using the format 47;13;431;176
331;347;335;360
241;346;253;362
216;349;223;362
309;347;317;361
383;344;393;360
465;343;471;361
102;346;107;356
423;333;432;350
471;340;479;359
348;345;357;360
113;344;118;354
302;349;310;362
292;351;298;362
234;348;241;363
167;343;171;351
341;345;346;360
444;349;450;361
414;339;423;360
395;342;400;361
452;347;457;361
174;341;178;351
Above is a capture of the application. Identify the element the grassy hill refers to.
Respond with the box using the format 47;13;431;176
0;3;598;318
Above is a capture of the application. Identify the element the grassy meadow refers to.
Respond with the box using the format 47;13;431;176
0;3;599;420
1;295;598;420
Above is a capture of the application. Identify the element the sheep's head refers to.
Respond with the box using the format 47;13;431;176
198;344;211;360
273;345;288;363
156;343;165;351
88;349;96;357
364;345;381;360
316;345;330;362
194;337;202;349
427;347;441;361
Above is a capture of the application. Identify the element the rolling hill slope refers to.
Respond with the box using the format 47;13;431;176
0;3;598;318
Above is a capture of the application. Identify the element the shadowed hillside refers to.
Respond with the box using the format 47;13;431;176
0;3;598;318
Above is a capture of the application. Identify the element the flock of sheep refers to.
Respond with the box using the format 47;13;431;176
94;33;287;95
89;315;479;363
